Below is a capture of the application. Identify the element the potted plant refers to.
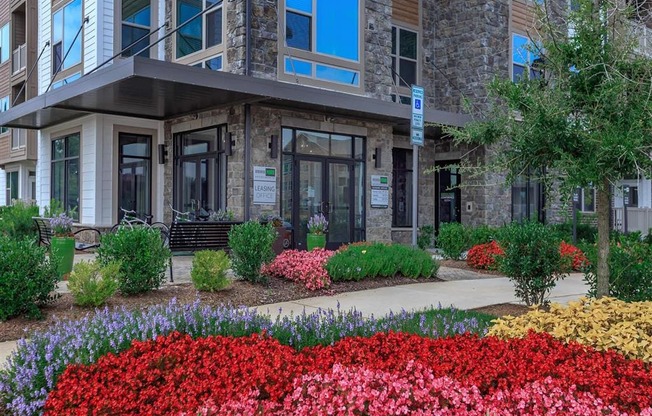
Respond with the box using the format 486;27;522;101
49;213;75;279
306;213;328;251
259;213;287;254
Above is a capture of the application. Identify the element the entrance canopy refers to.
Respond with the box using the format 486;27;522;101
0;56;471;130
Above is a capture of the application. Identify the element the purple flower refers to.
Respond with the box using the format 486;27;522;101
49;213;73;237
307;213;328;234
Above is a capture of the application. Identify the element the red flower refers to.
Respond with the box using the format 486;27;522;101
466;241;504;270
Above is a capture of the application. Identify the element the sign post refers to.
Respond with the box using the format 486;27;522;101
411;85;425;247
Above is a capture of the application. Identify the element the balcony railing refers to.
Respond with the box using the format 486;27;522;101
12;44;26;75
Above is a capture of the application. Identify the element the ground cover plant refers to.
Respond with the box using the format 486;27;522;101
326;243;438;281
43;331;652;415
0;301;491;416
489;297;652;362
261;248;334;290
67;260;120;307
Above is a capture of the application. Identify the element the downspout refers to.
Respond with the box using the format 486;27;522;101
243;0;253;220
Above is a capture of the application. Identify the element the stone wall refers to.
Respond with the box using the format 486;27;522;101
364;0;394;100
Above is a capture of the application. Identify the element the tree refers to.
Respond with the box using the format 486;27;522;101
448;0;652;297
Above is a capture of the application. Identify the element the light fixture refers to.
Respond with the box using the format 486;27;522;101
225;132;234;156
269;134;278;159
157;144;168;164
373;147;381;168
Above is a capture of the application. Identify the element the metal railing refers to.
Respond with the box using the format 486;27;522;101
12;44;26;75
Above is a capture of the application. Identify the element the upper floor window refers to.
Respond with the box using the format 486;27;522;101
0;96;9;135
282;0;361;90
191;54;223;71
122;0;151;57
512;33;541;82
52;0;83;75
176;0;223;60
0;23;9;64
391;26;418;104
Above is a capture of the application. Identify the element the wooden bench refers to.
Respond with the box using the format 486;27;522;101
33;217;102;251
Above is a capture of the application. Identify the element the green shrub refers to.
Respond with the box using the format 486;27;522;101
468;224;496;247
68;260;120;307
98;227;171;295
228;221;276;283
0;200;39;240
191;250;231;291
437;222;469;260
583;239;652;302
417;225;435;250
550;222;597;244
497;221;565;306
0;236;59;320
326;243;438;281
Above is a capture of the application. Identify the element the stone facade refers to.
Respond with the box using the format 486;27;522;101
364;0;394;101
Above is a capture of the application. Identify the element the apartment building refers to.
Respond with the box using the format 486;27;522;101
0;0;38;206
0;0;561;248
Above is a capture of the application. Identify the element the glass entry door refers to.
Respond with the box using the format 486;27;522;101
435;161;461;232
118;133;151;221
295;157;353;250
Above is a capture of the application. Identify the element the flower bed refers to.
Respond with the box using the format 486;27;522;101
559;241;589;271
44;331;652;415
466;240;504;270
261;249;334;290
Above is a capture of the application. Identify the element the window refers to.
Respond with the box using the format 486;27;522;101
575;187;595;212
51;133;80;219
624;186;638;208
0;96;9;135
174;125;228;214
282;0;361;89
118;133;151;220
5;171;18;203
192;54;223;70
391;26;418;89
512;174;545;222
176;0;223;59
512;33;541;82
11;129;26;149
52;0;83;75
51;72;81;89
392;148;413;227
122;0;151;57
0;23;9;64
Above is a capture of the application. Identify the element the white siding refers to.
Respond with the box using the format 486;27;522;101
37;0;52;95
83;0;98;74
100;0;115;64
37;130;51;213
80;117;98;224
0;169;6;206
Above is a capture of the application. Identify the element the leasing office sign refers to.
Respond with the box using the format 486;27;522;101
253;166;276;205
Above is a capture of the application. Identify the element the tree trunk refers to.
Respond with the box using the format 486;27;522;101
596;178;611;298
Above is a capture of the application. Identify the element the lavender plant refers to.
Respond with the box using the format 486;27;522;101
48;213;73;237
0;300;492;416
307;213;328;234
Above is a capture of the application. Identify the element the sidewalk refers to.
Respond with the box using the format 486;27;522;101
0;272;589;366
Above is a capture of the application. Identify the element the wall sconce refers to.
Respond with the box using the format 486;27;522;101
225;132;234;156
157;144;168;165
372;147;381;168
269;134;278;159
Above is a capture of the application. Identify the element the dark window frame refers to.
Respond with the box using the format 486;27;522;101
117;132;153;221
392;148;413;227
51;132;80;220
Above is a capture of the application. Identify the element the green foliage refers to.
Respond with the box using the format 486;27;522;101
68;260;120;307
0;200;39;240
228;221;276;283
43;199;65;217
497;221;565;306
0;236;59;320
191;250;231;292
326;243;438;281
584;239;652;302
437;223;469;260
550;222;598;244
469;224;496;247
417;225;435;250
98;227;171;295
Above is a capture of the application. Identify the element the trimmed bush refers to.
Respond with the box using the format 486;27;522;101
466;241;504;270
469;224;496;247
0;200;39;240
326;243;438;281
417;225;434;250
68;260;120;307
437;222;469;260
0;236;59;320
262;249;334;290
228;221;277;283
98;227;171;295
497;221;565;306
550;222;598;244
191;250;231;292
489;297;652;362
584;238;652;302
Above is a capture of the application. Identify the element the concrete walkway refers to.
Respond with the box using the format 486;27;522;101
0;269;589;366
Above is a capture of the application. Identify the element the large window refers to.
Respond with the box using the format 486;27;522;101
52;0;83;75
118;133;152;220
576;187;595;212
174;125;228;214
512;174;544;222
51;133;80;219
512;33;541;82
5;171;18;203
0;96;9;135
176;0;223;60
0;23;9;64
392;148;413;227
122;0;151;57
391;26;418;92
282;0;361;88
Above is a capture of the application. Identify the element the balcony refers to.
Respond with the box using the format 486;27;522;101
12;44;26;75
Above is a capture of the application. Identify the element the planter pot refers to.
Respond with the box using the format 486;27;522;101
306;233;326;251
272;226;286;255
51;236;75;279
